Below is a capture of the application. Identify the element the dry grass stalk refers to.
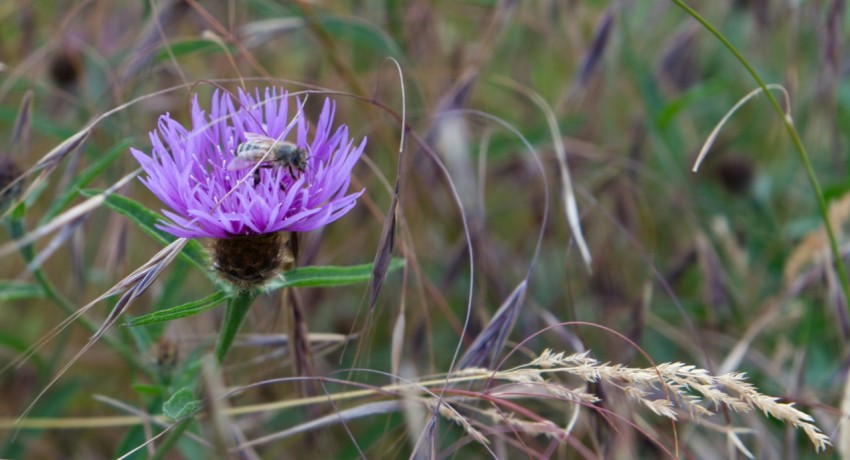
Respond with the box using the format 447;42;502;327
510;349;831;452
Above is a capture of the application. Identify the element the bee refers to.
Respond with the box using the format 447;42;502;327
228;132;308;186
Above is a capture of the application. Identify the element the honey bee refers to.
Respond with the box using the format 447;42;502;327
229;133;308;184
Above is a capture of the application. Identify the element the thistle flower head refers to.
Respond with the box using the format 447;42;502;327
132;88;365;287
131;87;366;239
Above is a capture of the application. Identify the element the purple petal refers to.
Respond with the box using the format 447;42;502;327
132;88;365;240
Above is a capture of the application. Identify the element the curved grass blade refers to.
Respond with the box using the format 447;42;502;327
237;400;404;450
42;139;131;222
0;129;91;220
0;171;137;261
458;280;527;369
26;214;87;272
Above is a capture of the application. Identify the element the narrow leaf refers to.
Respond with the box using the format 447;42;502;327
264;258;405;290
0;281;45;301
155;39;229;61
127;291;230;326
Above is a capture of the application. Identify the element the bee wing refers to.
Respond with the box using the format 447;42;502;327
243;132;276;143
227;158;261;171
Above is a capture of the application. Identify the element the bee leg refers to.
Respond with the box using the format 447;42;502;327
252;168;261;186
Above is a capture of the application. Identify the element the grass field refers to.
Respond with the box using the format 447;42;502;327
0;1;847;458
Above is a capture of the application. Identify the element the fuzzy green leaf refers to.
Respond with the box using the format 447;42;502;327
264;258;405;290
163;387;201;420
126;291;230;326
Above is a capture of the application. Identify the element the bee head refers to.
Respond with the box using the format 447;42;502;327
295;147;308;171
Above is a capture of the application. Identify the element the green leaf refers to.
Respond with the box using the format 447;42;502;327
155;39;235;62
131;383;163;396
126;259;405;326
215;290;256;363
163;387;202;420
81;190;208;271
316;16;404;61
264;257;405;290
127;291;230;326
0;280;45;301
42;139;132;222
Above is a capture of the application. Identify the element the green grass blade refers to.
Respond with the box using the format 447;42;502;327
155;39;235;62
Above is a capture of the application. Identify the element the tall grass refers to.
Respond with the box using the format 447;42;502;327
0;1;845;458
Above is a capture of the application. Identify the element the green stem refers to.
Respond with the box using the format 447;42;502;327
214;289;256;363
671;0;850;308
155;290;254;458
149;418;193;460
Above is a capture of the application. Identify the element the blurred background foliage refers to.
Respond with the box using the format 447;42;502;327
0;0;848;458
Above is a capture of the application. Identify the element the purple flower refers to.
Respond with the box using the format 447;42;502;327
132;88;366;239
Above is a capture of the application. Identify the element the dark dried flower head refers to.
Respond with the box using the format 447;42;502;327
717;154;754;194
212;231;296;289
0;157;23;208
49;49;82;89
